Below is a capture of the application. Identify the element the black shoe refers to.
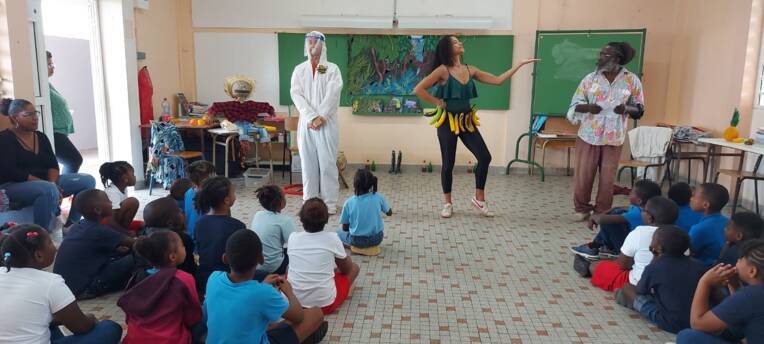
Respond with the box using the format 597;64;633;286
303;320;328;344
573;254;592;278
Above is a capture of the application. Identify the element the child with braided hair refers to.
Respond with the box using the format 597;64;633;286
678;239;764;343
338;169;392;256
0;224;122;343
99;161;141;234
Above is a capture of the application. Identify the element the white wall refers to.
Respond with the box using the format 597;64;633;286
193;32;286;112
191;0;512;30
46;36;97;150
41;0;90;40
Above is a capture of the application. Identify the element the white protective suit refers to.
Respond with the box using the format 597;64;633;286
290;31;343;211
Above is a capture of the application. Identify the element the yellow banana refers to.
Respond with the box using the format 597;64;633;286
459;113;466;132
472;110;481;127
448;112;455;132
429;110;442;125
454;113;461;135
466;114;475;132
434;110;448;127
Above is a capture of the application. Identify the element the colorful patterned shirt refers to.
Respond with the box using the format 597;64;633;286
566;68;644;146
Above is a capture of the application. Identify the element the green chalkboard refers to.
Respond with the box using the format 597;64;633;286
278;33;514;110
530;29;646;116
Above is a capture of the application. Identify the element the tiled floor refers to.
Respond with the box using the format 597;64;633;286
76;170;676;344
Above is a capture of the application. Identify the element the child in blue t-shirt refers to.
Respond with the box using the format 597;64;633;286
338;169;392;255
251;185;295;281
688;183;730;267
677;239;764;344
717;212;764;266
182;161;215;240
668;182;704;232
205;229;327;344
571;180;661;259
194;176;246;293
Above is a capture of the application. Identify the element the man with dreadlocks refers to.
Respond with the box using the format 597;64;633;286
567;42;645;222
290;31;343;214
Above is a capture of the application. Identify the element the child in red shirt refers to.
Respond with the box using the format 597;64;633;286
118;230;202;344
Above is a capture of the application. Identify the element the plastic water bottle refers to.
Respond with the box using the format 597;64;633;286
161;98;171;117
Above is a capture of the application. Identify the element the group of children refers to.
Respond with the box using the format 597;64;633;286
0;159;393;344
571;180;764;343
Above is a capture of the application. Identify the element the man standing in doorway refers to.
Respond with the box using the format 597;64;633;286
290;31;343;214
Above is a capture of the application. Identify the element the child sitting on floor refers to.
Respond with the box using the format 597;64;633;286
143;197;197;275
99;161;141;235
338;169;392;256
669;182;704;233
571;179;662;259
577;196;678;294
251;185;294;281
118;230;202;344
0;224;123;343
717;211;764;266
53;189;136;299
194;176;246;293
205;229;328;344
170;178;193;212
677;239;764;343
689;183;730;268
288;198;361;315
183;161;215;240
633;225;705;334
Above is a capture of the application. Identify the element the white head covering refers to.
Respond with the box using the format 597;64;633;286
304;31;328;66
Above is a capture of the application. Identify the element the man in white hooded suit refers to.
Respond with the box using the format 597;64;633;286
290;31;344;214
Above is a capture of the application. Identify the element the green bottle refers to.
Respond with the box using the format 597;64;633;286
427;162;433;173
371;160;376;172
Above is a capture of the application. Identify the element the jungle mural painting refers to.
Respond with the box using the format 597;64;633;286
348;35;439;115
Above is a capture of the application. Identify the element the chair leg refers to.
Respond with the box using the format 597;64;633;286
732;178;742;214
631;167;636;187
148;174;154;196
754;179;761;215
714;172;720;183
566;147;572;176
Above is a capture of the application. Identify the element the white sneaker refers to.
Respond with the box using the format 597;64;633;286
471;197;494;217
440;203;453;218
573;211;591;222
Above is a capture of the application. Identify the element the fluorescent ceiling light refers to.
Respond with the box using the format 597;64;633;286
300;15;392;29
397;16;493;30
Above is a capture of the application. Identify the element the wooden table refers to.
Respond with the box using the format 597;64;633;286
698;138;764;212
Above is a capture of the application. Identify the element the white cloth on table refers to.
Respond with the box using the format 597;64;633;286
626;126;673;181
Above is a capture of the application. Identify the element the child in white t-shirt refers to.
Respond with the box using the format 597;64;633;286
99;161;141;235
615;196;680;307
0;224;122;343
287;198;360;315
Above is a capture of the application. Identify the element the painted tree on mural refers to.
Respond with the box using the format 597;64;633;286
347;35;439;97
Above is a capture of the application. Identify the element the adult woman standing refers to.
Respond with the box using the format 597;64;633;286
0;99;96;229
413;35;536;218
567;42;645;221
48;51;83;174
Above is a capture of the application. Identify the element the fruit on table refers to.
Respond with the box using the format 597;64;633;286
732;137;746;143
745;138;755;145
723;108;740;142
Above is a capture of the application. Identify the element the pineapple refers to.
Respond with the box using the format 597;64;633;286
723;108;740;142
